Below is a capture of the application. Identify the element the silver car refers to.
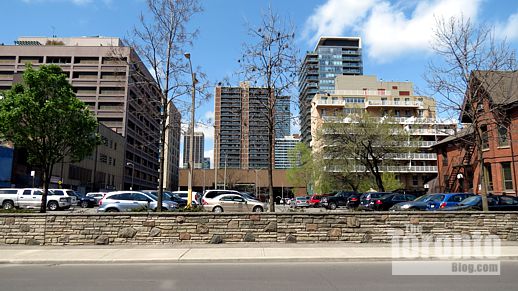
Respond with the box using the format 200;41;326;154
203;194;266;213
97;191;177;212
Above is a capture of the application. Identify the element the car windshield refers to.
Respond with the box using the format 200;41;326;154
296;197;306;201
459;196;480;205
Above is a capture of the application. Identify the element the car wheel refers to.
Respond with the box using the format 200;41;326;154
80;201;89;208
328;202;337;210
253;206;264;212
2;200;14;210
47;201;59;211
213;206;223;213
106;208;119;212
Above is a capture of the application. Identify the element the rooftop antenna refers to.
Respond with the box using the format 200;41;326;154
51;26;56;38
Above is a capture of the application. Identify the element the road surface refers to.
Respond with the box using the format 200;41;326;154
1;261;517;291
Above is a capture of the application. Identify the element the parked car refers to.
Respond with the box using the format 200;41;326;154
370;193;416;211
97;191;177;212
321;191;358;210
86;192;108;205
357;192;391;210
308;194;333;207
427;193;474;210
345;193;363;209
201;189;258;204
440;195;518;211
52;190;97;208
173;190;201;205
0;188;71;211
390;194;445;211
202;193;266;213
49;189;79;207
142;190;190;208
291;196;311;208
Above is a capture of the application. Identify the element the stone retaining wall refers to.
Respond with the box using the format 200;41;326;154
0;212;517;245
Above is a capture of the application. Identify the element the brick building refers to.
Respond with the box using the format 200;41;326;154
434;71;518;195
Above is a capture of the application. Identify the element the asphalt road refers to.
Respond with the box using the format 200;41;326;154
1;261;517;291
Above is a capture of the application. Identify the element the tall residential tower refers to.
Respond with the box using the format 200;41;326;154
299;36;363;145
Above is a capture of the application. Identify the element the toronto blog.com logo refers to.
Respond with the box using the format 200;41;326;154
391;225;501;275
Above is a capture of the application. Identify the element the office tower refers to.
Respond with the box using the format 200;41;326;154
275;95;291;138
183;132;204;169
0;36;181;190
299;36;363;145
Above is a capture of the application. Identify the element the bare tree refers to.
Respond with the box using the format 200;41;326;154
124;0;210;210
318;112;414;192
425;16;516;211
239;7;299;212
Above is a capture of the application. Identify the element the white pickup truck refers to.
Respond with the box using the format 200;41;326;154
0;188;72;211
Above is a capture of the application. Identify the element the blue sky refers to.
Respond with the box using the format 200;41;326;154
2;0;518;167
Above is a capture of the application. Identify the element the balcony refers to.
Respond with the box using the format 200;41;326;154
323;89;392;96
385;153;437;160
366;100;422;107
315;99;345;107
326;165;438;173
410;128;455;135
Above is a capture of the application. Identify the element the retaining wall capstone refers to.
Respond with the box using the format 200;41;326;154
0;212;516;245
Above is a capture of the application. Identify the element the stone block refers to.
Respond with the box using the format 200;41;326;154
243;232;255;242
347;217;360;228
176;216;186;223
179;232;191;240
95;235;109;245
5;239;18;244
58;235;70;243
19;225;30;232
118;227;137;238
249;215;260;221
227;220;239;229
143;220;155;227
328;228;341;237
209;234;223;244
306;223;318;231
410;217;420;225
149;227;161;237
285;234;297;243
264;221;277;232
5;217;15;225
25;238;41;246
197;224;209;234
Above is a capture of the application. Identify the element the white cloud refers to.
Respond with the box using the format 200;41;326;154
304;0;482;62
496;11;518;41
302;0;378;44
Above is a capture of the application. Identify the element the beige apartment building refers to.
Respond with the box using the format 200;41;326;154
0;36;181;191
311;75;456;190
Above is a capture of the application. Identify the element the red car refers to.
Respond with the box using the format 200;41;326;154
308;194;333;207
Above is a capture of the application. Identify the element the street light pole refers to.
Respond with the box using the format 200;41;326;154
184;52;196;207
214;130;218;190
223;153;227;190
126;162;134;190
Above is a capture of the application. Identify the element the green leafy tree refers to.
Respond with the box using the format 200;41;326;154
287;143;316;194
0;65;99;213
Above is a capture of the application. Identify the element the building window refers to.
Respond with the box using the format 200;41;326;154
412;175;419;186
502;162;514;191
498;126;509;147
484;163;493;191
481;125;489;150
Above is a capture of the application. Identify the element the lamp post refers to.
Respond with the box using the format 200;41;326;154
223;153;227;190
184;52;196;207
126;162;134;190
214;130;219;190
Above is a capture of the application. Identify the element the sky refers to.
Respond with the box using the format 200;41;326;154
1;0;518;168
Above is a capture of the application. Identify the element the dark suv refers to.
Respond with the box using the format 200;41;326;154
321;191;358;210
358;192;392;210
371;193;416;211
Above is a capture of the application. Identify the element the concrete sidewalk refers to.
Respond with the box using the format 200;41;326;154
1;243;518;264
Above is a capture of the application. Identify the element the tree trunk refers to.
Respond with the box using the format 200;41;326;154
40;166;52;213
477;144;489;211
374;170;385;192
268;124;275;212
157;96;167;212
